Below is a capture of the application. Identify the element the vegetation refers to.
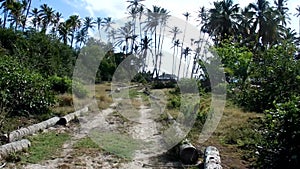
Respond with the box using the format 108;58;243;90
0;0;299;168
21;132;70;163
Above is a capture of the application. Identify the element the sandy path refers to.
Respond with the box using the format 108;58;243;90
120;97;166;169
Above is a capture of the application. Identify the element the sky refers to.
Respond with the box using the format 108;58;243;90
31;0;300;34
29;0;300;77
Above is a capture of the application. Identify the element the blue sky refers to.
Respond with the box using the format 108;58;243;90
31;0;300;34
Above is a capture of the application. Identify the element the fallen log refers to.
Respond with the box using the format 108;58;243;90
4;116;60;143
179;140;199;165
0;139;31;159
56;106;88;125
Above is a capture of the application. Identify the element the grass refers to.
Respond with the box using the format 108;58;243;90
161;88;262;168
73;137;100;149
89;131;143;160
21;131;70;163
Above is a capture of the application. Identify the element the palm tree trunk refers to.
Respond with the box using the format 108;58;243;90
177;49;183;80
22;0;31;32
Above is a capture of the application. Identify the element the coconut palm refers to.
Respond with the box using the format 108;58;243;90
82;16;96;34
0;0;14;28
7;1;24;31
96;17;103;40
247;0;280;46
171;39;180;77
23;0;31;31
274;0;289;26
140;35;153;72
169;27;182;75
205;0;240;44
102;17;114;32
144;5;169;77
30;7;40;30
50;12;62;35
39;4;55;32
76;28;88;48
66;15;81;47
57;22;70;45
114;21;133;55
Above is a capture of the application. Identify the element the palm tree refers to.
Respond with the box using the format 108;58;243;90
30;7;39;30
75;28;88;48
102;17;114;32
114;21;133;55
82;16;96;34
66;15;81;47
21;0;31;31
140;35;152;72
8;1;25;31
96;17;103;40
295;6;300;36
51;12;62;35
127;0;145;35
144;5;169;77
247;0;279;46
182;47;192;78
58;22;70;45
205;0;240;44
39;4;55;32
171;39;181;77
170;27;182;75
274;0;289;26
0;0;15;28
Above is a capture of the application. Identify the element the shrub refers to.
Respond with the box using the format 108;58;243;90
256;96;300;168
49;75;72;94
0;55;55;116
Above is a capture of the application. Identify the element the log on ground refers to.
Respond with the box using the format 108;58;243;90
0;139;31;159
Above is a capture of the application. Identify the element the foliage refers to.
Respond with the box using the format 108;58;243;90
0;28;76;77
0;55;55;116
235;42;300;112
48;75;72;94
215;39;253;84
256;96;300;169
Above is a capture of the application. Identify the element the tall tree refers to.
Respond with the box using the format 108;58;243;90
170;26;182;75
29;7;39;30
66;15;81;47
22;0;31;31
96;17;103;40
58;22;70;45
204;0;240;44
39;4;55;33
82;16;95;33
0;0;14;28
8;1;24;31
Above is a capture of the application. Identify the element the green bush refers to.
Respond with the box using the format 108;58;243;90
256;96;300;168
0;55;55;116
49;75;72;94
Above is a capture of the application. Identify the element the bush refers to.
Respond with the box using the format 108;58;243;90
49;75;72;94
256;96;300;169
0;55;55;116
